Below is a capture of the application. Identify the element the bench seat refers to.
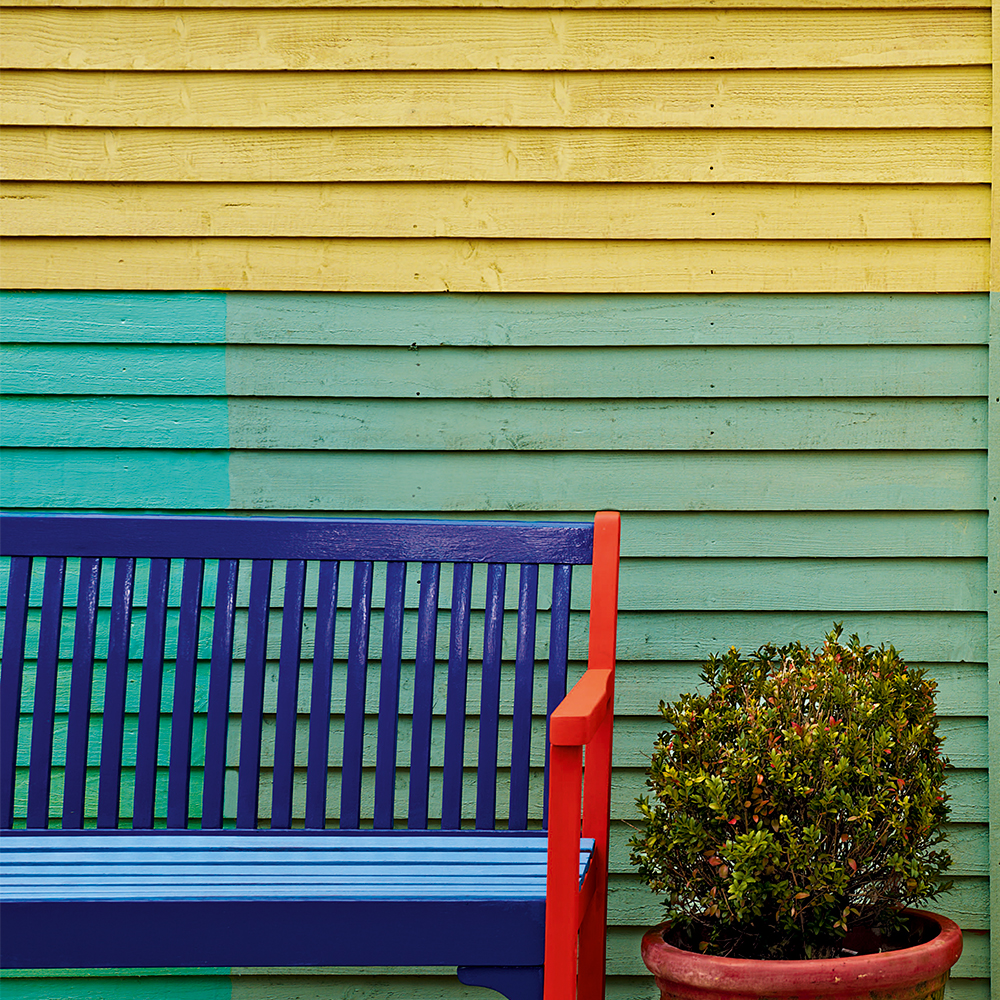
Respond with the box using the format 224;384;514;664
2;830;595;969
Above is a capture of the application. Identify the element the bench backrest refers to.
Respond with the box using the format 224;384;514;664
1;514;602;833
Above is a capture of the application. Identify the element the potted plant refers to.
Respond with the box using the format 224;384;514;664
630;625;962;1000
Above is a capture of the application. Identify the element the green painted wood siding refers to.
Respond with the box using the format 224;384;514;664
0;291;991;1000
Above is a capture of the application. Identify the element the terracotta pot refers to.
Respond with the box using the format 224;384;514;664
641;910;962;1000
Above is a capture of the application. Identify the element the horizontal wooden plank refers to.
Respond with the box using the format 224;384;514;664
1;238;988;292
4;128;988;184
223;398;988;451
0;290;227;342
3;8;986;71
5;396;986;451
4;343;985;397
222;293;990;347
1;450;230;509
221;344;987;398
2;0;987;9
223;450;987;512
3;182;988;240
2;68;988;128
2;345;227;394
2;397;229;448
2;291;986;348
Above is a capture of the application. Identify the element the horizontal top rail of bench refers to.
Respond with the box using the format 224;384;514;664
1;514;595;564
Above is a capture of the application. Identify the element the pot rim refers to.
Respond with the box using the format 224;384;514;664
641;909;963;996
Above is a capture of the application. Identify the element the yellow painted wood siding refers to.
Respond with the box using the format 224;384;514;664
0;3;989;291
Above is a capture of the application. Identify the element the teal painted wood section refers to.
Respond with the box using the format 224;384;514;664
223;343;986;398
225;293;990;346
1;291;226;343
0;291;230;509
2;450;229;508
3;397;229;448
228;451;985;511
4;345;227;395
1;291;991;996
0;971;231;1000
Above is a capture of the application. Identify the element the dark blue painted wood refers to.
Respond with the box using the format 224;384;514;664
340;560;373;830
272;560;306;830
407;562;440;830
26;558;66;830
1;556;32;829
237;560;272;829
61;557;101;830
97;558;135;829
167;560;205;829
475;563;506;830
3;515;593;565
442;562;473;830
305;560;339;829
543;563;573;828
374;561;406;830
509;563;539;831
133;558;170;830
201;558;238;830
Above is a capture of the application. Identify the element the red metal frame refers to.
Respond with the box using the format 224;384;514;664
544;511;621;1000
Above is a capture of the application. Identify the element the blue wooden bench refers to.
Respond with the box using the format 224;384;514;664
0;512;621;1000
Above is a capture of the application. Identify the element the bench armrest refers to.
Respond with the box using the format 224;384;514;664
548;669;613;746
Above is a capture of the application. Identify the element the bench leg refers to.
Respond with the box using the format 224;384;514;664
457;965;544;1000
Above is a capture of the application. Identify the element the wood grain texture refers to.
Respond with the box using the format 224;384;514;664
223;398;987;452
3;68;988;128
2;238;988;292
5;128;987;184
3;182;987;240
3;397;229;447
225;450;986;512
219;343;986;398
3;8;986;70
2;291;987;347
0;290;226;342
5;396;985;451
3;345;227;394
3;292;986;347
1;450;230;508
223;293;991;347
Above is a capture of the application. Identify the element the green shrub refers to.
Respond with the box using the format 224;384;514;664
629;626;952;960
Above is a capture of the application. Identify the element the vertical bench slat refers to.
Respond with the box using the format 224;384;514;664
305;560;339;829
340;560;373;829
1;556;33;829
441;562;473;830
26;557;66;829
475;563;506;830
271;559;306;829
509;563;539;830
62;557;101;830
374;561;406;830
237;559;273;829
133;558;170;829
407;561;440;830
543;563;573;828
97;557;136;829
167;559;205;829
202;558;238;829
